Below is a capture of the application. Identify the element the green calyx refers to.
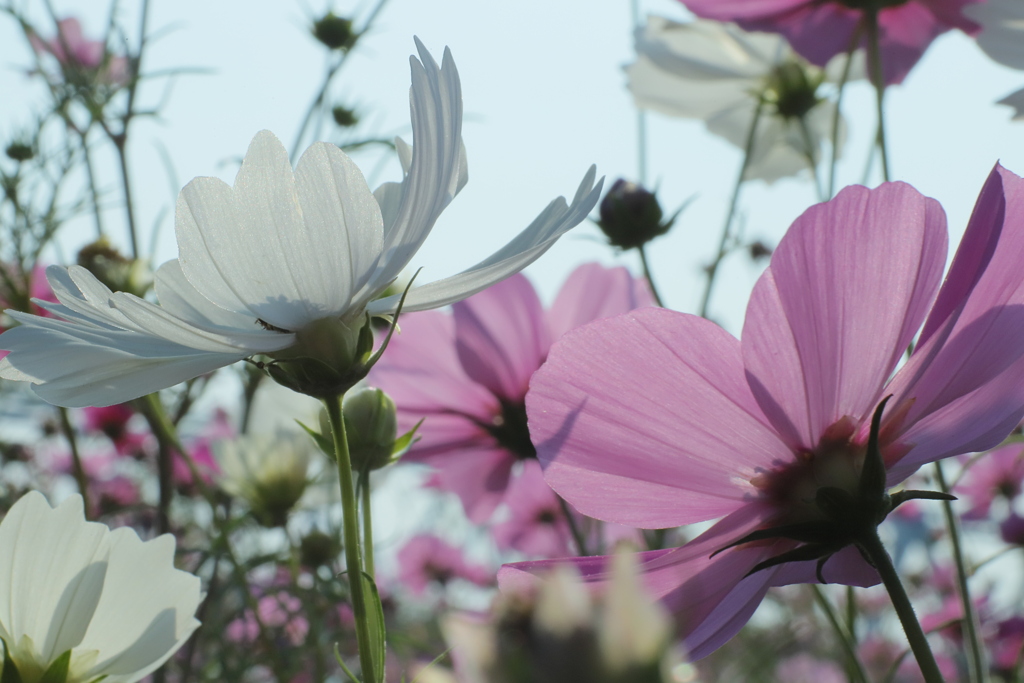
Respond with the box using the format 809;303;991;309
264;314;376;399
762;60;824;121
715;397;956;582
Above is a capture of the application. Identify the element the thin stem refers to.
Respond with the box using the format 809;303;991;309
631;0;646;187
637;244;664;307
699;97;765;319
865;9;890;182
858;529;945;683
846;584;858;646
135;394;175;534
797;114;824;201
325;393;378;683
77;126;106;239
57;407;91;517
360;471;375;577
828;22;863;199
557;495;589;556
811;585;871;683
934;462;985;683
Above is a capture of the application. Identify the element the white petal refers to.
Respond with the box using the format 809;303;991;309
0;316;249;408
78;532;201;681
365;40;466;292
177;131;325;330
367;167;602;314
293;141;383;314
153;260;256;330
0;493;109;663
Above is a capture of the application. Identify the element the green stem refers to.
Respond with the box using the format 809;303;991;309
797;114;824;201
933;462;985;683
699;97;765;319
637;244;664;307
325;394;378;683
865;9;891;183
557;495;589;556
858;529;945;683
360;471;375;577
811;585;871;683
828;22;863;199
57;407;91;517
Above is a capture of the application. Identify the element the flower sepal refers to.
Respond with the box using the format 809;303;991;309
1;640;77;683
264;314;375;399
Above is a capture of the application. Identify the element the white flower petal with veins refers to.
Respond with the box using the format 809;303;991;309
0;492;201;683
0;38;601;407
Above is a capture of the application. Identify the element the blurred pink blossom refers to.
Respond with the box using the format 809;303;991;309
369;263;652;524
81;403;150;457
504;165;1024;658
226;593;309;647
397;534;492;595
678;0;982;84
28;17;129;86
955;443;1024;519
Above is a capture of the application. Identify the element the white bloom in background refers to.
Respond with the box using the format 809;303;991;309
965;0;1024;119
215;431;315;527
627;17;860;182
0;491;201;683
0;39;601;408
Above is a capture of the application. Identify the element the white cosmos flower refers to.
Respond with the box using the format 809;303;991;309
0;491;201;683
965;0;1024;120
0;39;601;408
215;431;315;527
627;17;860;183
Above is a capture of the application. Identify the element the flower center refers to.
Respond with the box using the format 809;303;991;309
486;400;537;460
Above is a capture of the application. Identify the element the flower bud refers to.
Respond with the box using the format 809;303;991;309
300;529;342;568
5;141;34;162
343;387;400;472
332;105;359;128
597;180;674;250
215;432;314;527
77;237;152;297
312;13;357;51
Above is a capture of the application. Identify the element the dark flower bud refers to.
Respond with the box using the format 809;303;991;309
748;241;773;261
597;180;674;250
5;142;34;162
332;105;359;128
312;13;357;51
300;529;341;568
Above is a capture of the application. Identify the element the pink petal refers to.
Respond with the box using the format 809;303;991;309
545;263;655;341
491;461;574;558
886;166;1024;480
425;446;517;524
528;308;791;528
452;274;549;401
680;0;813;20
742;182;946;452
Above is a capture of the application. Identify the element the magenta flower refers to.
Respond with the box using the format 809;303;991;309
28;17;130;87
955;443;1024;519
368;263;653;523
503;165;1024;658
396;534;492;595
491;460;576;558
82;403;150;457
679;0;982;84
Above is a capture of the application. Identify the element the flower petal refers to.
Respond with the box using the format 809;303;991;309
367;166;602;315
742;182;947;451
528;307;790;528
362;39;466;295
887;166;1024;480
545;263;655;341
452;274;549;401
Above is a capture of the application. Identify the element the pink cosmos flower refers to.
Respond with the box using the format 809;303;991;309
227;593;309;647
81;403;150;457
502;164;1024;658
491;460;576;557
368;263;653;523
679;0;983;84
396;534;493;596
28;17;130;86
955;442;1024;519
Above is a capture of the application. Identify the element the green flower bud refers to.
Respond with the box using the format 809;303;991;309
76;237;152;297
312;13;357;51
597;180;675;250
332;105;359;128
343;387;401;472
300;529;342;568
5;141;34;162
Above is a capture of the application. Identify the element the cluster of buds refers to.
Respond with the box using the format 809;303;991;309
437;553;680;683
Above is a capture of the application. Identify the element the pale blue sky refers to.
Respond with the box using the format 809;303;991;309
2;0;1024;335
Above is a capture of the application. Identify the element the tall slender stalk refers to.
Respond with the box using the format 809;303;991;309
360;471;376;578
934;462;986;683
828;22;863;199
858;529;945;683
699;98;765;319
325;393;378;683
638;244;664;307
811;586;870;683
865;9;890;182
57;407;90;517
